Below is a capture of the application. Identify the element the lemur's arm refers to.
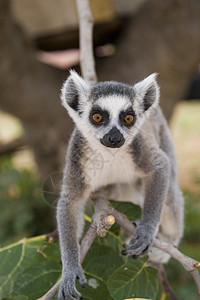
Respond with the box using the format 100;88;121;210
123;137;170;257
57;131;87;300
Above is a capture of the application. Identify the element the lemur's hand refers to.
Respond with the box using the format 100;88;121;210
58;264;86;300
122;221;155;258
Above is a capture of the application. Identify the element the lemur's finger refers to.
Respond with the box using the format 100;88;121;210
68;285;83;300
142;245;149;254
59;288;78;300
65;277;83;300
77;270;87;288
121;249;128;256
61;289;65;299
124;243;150;256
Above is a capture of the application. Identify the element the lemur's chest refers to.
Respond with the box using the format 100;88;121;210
83;145;139;190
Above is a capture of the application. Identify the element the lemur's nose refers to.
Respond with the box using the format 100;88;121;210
100;126;125;148
109;133;121;144
108;127;124;146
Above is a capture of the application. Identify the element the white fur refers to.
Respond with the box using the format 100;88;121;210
61;70;92;127
133;73;160;134
95;95;131;119
83;141;144;191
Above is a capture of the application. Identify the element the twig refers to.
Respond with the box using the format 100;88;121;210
154;239;200;298
157;264;179;300
153;239;200;274
37;281;60;300
46;229;58;242
75;0;97;82
80;224;97;263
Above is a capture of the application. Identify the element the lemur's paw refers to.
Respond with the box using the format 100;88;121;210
58;265;86;300
122;224;154;258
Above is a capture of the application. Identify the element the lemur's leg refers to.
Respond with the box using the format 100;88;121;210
149;186;184;264
57;185;89;300
123;143;170;258
148;120;184;264
57;131;90;300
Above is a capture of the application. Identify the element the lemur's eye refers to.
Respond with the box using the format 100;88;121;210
124;114;134;124
92;113;103;123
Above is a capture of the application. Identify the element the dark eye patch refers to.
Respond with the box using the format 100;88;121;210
119;108;136;127
89;106;109;126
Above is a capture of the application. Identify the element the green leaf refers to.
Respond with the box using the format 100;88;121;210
83;243;124;281
0;202;158;300
3;296;28;300
79;242;124;299
123;298;152;300
110;201;141;222
0;236;61;299
79;277;114;300
107;257;158;300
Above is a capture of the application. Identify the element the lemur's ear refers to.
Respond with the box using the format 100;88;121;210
61;70;90;113
133;73;160;115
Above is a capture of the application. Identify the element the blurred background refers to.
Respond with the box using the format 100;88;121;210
0;0;200;298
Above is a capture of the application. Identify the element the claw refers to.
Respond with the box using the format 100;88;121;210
132;254;140;259
81;282;87;289
142;245;149;254
121;249;128;256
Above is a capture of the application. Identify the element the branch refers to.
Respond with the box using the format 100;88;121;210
154;239;200;298
75;0;97;82
157;264;179;300
46;229;58;242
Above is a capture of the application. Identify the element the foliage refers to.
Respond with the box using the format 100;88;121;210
0;155;54;247
0;236;61;300
0;203;158;300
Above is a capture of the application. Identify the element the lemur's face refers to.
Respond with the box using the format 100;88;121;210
61;71;160;149
88;83;136;148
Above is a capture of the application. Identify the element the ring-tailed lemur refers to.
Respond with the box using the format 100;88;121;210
57;71;184;300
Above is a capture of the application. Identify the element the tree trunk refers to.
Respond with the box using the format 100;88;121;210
0;0;73;178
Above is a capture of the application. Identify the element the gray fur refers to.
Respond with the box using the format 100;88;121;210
57;71;184;300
